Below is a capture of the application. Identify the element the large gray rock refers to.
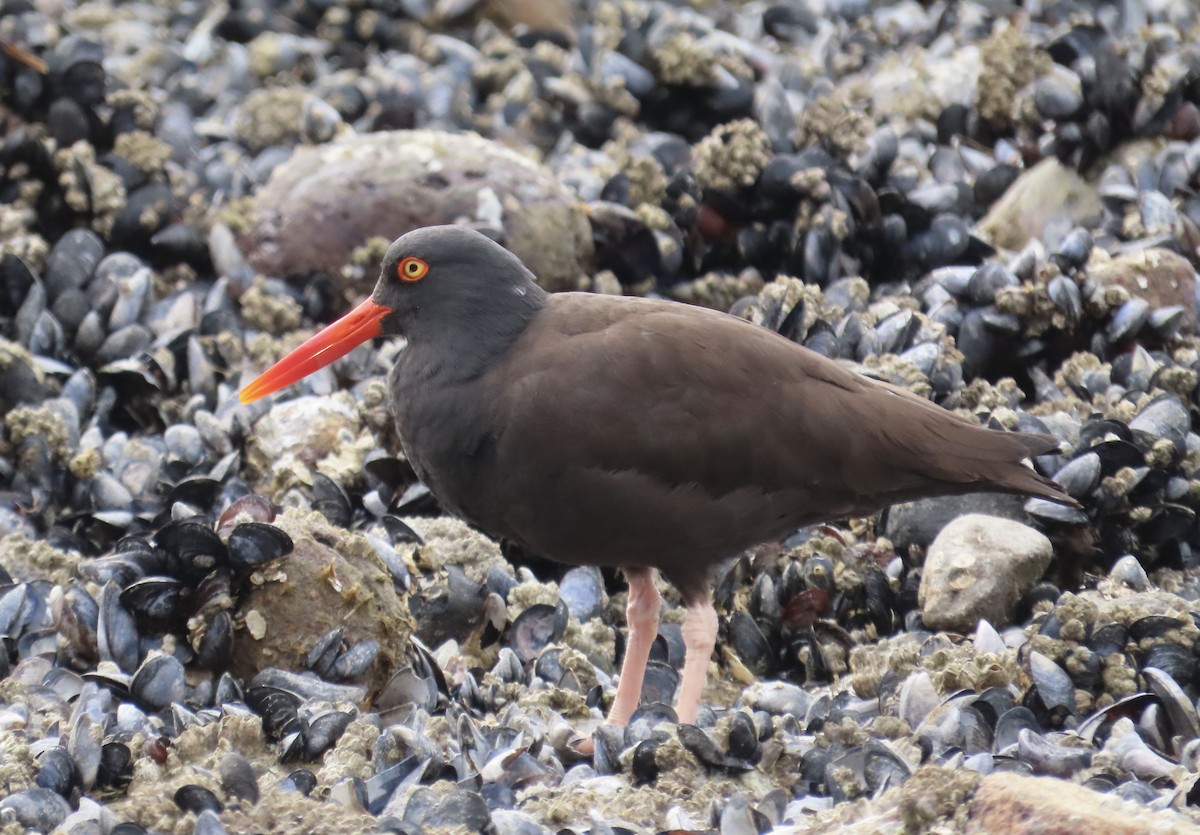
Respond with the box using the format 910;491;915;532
919;513;1053;632
238;129;593;292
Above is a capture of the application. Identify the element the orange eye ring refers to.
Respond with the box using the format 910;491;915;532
397;256;429;282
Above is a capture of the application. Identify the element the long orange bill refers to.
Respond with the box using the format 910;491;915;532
239;297;393;404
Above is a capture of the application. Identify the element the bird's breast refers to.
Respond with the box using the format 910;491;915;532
389;362;509;531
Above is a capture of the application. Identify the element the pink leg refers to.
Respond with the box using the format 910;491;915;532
674;597;718;725
605;568;661;727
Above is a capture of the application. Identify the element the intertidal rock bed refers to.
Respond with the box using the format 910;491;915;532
2;0;1200;833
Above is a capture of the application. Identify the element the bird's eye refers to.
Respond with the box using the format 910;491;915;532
397;257;429;282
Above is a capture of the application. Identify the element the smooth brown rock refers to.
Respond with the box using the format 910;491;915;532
1089;248;1197;333
967;772;1200;835
771;769;1200;834
238;130;593;292
434;0;574;36
229;507;411;694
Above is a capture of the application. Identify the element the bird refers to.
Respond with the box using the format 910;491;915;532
240;225;1077;733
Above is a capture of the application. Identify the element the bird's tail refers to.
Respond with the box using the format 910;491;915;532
989;436;1081;508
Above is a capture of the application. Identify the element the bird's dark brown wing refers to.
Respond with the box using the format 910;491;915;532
479;294;1068;590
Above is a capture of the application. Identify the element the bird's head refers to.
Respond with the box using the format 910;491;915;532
239;225;545;404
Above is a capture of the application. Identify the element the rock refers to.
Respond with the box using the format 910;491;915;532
918;514;1052;631
867;45;983;121
229;506;411;694
238;130;593;292
1087;248;1196;334
966;771;1200;835
976;159;1102;252
881;492;1030;554
245;394;373;492
436;0;575;37
765;765;1200;834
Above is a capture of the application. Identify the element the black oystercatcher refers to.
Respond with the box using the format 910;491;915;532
241;226;1076;730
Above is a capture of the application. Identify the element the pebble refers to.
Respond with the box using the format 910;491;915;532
918;513;1054;631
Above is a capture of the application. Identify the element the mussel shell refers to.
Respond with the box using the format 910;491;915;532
281;769;317;796
725;711;761;763
1054;453;1101;499
1026;652;1076;715
1142;667;1200;740
0;788;72;832
173;784;223;815
306;627;344;679
226;523;293;568
677;724;756;772
329;640;380;681
994;706;1040;753
196;610;234;671
557;566;604;622
1047;274;1083;322
311;473;352;528
727;610;774;676
1106;298;1150;344
193;810;227;835
1088;623;1130;658
216;494;276;534
380;515;424;545
97;582;139;674
1129;615;1188;641
1024;498;1089;525
119;576;189;627
1088;439;1144;474
375;667;438;717
863;742;912;792
1129;395;1189;455
303;710;354;758
96;742;134;790
631;738;660;784
506;601;569;663
35;747;77;797
639;660;679;705
1140;642;1195;686
154;520;228;581
215;672;245;705
246;686;302;740
130;653;186;710
166;478;222;511
1016;728;1091;777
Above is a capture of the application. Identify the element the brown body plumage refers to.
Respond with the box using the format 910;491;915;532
393;291;1070;603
